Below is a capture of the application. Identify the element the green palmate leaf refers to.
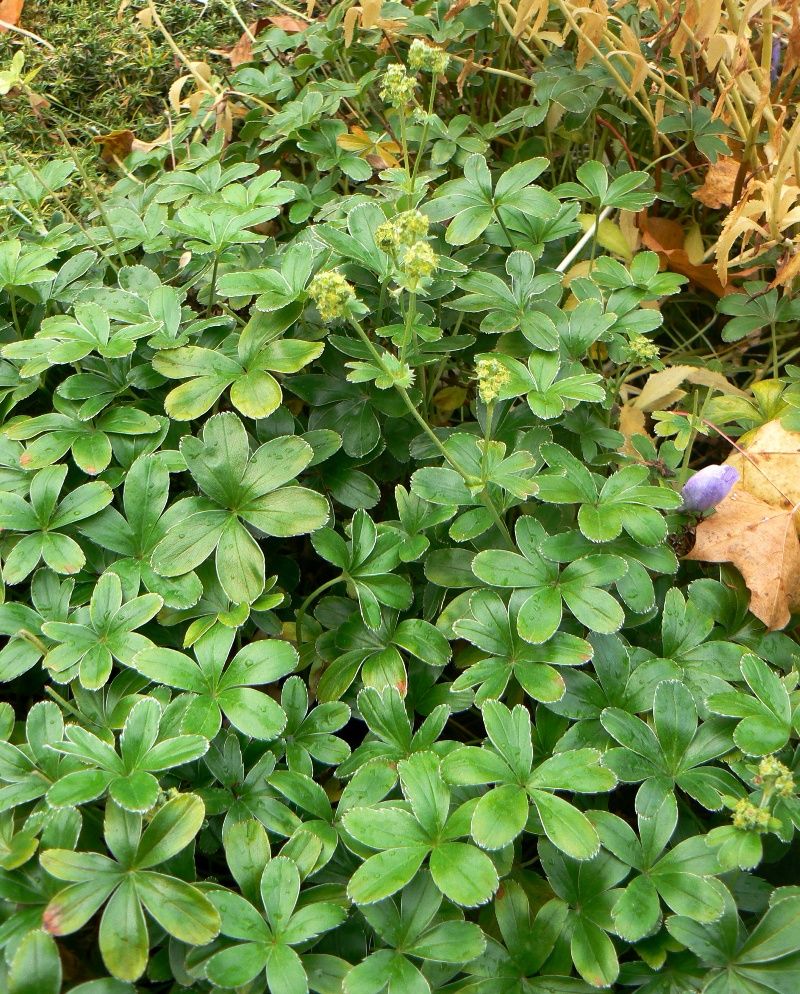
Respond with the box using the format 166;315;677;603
42;569;162;688
472;517;626;644
153;311;323;421
46;698;208;812
131;624;295;739
0;28;796;994
427;154;558;245
0;465;113;584
151;413;328;603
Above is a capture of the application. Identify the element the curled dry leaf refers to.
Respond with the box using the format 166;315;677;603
692;157;741;210
512;0;548;36
686;490;800;630
769;250;800;290
576;0;608;70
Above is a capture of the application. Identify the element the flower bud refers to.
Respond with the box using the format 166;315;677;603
476;357;511;405
408;39;450;75
756;755;795;797
625;335;660;364
380;64;417;109
400;241;437;284
679;464;739;512
308;271;355;323
731;798;771;832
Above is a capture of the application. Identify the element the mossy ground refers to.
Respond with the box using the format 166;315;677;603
0;0;260;156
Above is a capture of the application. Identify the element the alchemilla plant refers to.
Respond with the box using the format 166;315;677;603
1;2;800;993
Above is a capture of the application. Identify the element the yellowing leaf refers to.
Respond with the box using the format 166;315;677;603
337;126;400;168
433;386;467;414
578;214;634;262
684;222;705;266
633;365;748;413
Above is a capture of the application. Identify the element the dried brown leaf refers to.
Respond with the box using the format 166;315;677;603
686;490;800;629
692;157;741;210
725;420;800;515
268;14;307;32
618;403;649;455
445;0;476;19
639;214;731;297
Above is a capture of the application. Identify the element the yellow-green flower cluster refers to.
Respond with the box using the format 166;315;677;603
308;271;355;323
400;241;437;283
408;39;450;75
756;755;795;797
376;210;430;253
380;63;417;109
731;798;772;832
476;357;511;405
626;335;660;364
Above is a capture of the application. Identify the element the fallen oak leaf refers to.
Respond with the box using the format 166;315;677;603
725;420;800;523
685;490;800;630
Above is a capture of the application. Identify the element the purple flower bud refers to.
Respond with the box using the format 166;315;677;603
771;38;783;83
680;464;740;512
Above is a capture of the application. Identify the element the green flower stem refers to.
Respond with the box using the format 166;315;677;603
18;629;47;655
295;575;345;646
410;80;438;187
45;685;84;722
401;292;417;363
8;289;21;338
207;253;220;317
349;318;515;550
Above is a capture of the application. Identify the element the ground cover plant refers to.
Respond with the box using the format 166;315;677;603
1;1;800;992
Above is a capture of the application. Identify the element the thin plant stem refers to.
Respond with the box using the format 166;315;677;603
295;575;345;645
348;318;515;550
